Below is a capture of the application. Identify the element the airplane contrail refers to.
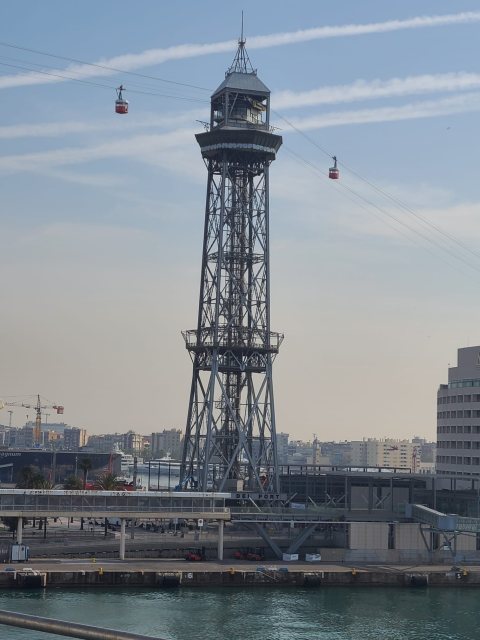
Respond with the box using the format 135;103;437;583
275;71;480;109
0;11;478;90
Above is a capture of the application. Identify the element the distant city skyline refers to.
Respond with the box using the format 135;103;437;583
2;1;480;440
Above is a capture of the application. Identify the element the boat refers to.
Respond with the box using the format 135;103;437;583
149;454;180;467
112;444;136;473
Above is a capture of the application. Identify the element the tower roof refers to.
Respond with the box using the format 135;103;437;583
212;28;270;98
212;71;270;97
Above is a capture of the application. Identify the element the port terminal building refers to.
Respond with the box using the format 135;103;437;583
0;450;120;484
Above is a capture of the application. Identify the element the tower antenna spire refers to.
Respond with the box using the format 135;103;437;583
227;12;255;75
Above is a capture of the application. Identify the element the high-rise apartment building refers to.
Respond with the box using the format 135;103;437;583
151;429;182;459
437;346;480;476
349;439;420;470
63;427;87;450
276;432;289;465
86;433;123;453
122;431;144;454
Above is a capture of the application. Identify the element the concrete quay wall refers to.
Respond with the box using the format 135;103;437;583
1;566;480;589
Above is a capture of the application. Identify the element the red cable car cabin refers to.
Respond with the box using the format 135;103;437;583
329;156;339;180
115;85;128;114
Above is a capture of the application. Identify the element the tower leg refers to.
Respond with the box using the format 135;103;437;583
217;520;224;561
16;517;23;544
119;519;126;560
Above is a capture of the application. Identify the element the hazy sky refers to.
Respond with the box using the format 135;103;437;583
1;0;480;442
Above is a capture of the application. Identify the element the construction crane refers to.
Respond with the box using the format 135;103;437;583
0;394;64;446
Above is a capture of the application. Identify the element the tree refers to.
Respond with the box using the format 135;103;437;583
36;477;54;490
78;458;92;489
63;475;83;490
95;473;123;491
1;517;19;532
16;466;52;489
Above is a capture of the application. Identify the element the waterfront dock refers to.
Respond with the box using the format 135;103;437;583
0;559;479;588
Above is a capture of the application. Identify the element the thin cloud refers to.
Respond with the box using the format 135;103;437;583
0;11;478;90
248;11;480;47
0;128;194;172
1;93;480;176
275;72;480;110
3;70;480;142
281;93;480;131
0;109;203;139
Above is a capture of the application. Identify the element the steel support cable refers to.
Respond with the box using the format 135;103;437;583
0;60;208;104
0;40;210;92
275;109;480;267
1;38;476;255
284;145;480;280
0;52;208;100
0;609;166;640
3;39;478;266
284;145;472;279
338;157;480;263
338;180;480;276
283;146;428;249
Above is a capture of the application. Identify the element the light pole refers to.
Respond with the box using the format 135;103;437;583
7;411;13;428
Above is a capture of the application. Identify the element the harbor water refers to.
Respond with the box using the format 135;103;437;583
0;586;475;639
123;465;180;491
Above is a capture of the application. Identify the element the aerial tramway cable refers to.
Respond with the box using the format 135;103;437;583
0;58;208;104
275;110;480;275
2;39;479;277
0;40;210;92
283;145;480;281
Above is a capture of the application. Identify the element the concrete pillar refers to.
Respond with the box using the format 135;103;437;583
16;517;23;544
119;519;126;560
217;520;224;561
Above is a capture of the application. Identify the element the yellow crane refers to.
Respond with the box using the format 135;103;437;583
0;394;64;446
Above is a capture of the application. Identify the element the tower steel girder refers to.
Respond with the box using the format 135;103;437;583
181;40;282;494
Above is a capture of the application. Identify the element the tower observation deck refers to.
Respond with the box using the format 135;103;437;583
181;36;282;494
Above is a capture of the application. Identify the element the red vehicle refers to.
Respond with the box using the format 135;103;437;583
233;547;264;561
115;85;128;114
329;155;340;179
185;549;204;561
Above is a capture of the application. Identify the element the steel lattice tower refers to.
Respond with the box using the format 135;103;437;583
181;36;283;493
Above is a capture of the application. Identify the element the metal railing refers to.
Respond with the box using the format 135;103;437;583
0;489;230;518
182;328;283;352
0;505;229;514
0;609;164;640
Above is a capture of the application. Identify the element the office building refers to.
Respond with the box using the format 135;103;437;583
437;346;480;476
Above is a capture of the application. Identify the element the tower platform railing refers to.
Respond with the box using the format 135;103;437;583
182;328;283;353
